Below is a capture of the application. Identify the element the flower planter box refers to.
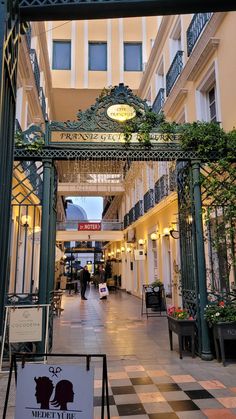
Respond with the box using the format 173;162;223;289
213;322;236;366
167;316;196;359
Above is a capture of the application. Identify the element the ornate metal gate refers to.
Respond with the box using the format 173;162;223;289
1;0;236;356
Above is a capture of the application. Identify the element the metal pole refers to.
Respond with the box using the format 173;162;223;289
38;160;52;353
39;160;52;304
192;161;213;360
47;164;57;298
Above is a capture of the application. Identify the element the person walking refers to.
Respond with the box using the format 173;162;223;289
79;265;90;300
98;265;107;300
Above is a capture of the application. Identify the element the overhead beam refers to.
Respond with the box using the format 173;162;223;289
14;144;201;161
58;182;124;196
19;0;236;22
56;230;123;242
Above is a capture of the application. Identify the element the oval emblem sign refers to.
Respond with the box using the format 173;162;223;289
107;104;136;122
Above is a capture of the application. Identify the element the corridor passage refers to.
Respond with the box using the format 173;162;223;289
51;286;236;418
1;287;236;418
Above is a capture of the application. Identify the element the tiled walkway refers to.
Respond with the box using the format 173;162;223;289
1;286;236;418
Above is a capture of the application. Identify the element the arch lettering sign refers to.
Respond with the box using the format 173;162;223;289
47;84;170;146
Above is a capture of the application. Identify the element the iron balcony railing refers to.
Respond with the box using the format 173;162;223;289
39;87;47;120
124;213;129;229
129;207;135;225
21;161;43;200
57;220;123;231
187;13;213;56
155;175;169;204
169;167;177;192
144;189;155;212
30;48;40;95
152;88;165;114
166;50;183;96
25;23;31;52
102;196;115;217
135;200;143;220
15;119;22;132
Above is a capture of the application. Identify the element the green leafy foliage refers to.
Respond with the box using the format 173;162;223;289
204;302;236;326
151;280;163;288
14;130;45;150
122;110;165;145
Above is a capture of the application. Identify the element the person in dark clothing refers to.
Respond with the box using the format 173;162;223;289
79;265;90;300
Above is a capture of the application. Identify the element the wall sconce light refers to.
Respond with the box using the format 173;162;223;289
169;228;179;239
150;232;158;241
163;227;170;236
34;225;41;233
138;238;145;246
21;214;32;227
111;251;114;256
187;214;193;224
126;246;131;253
121;246;125;252
108;252;111;257
116;248;121;254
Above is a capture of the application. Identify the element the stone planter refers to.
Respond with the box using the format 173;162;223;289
167;316;196;359
213;321;236;366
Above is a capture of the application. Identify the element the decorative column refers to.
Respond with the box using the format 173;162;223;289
39;160;52;304
46;164;57;299
192;161;213;360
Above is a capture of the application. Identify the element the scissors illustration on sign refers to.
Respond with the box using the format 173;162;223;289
49;367;62;377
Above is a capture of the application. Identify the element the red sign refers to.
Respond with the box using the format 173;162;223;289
78;222;101;231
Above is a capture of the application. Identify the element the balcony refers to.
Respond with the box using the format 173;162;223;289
155;175;169;204
135;200;143;220
25;23;31;52
152;88;165;114
15;119;22;132
144;189;155;213
21;161;43;200
187;13;212;56
129;207;135;225
39;87;47;120
166;51;183;96
169;167;177;192
124;213;129;229
30;49;40;95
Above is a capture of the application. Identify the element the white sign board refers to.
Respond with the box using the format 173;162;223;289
15;364;94;419
9;307;42;343
134;249;146;260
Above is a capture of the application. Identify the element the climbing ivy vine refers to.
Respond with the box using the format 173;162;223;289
14;129;45;150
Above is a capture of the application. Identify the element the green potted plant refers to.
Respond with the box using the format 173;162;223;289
204;301;236;327
150;279;163;289
204;301;236;366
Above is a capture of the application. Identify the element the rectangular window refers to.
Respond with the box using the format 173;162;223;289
89;42;107;71
52;41;71;70
208;86;217;122
124;43;142;71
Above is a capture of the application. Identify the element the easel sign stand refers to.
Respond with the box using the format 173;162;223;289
3;352;110;419
0;304;50;372
141;284;167;318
